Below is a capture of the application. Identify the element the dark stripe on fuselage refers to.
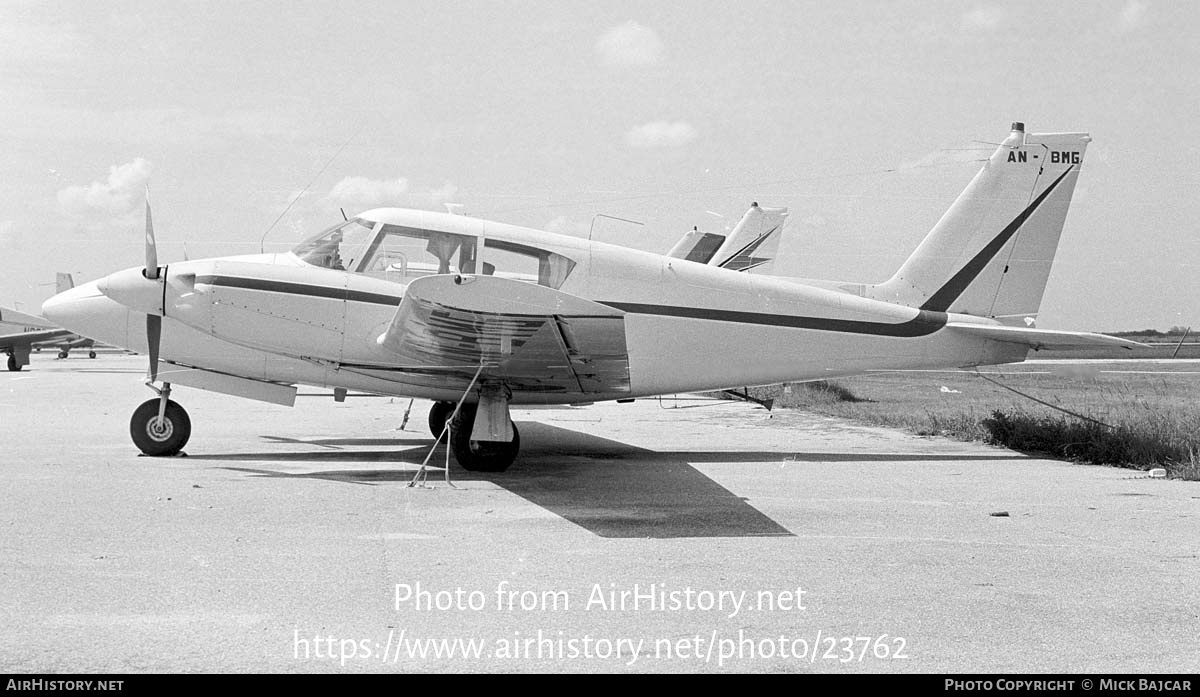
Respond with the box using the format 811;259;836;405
196;273;945;335
195;277;947;338
194;275;402;307
920;165;1076;313
600;301;948;338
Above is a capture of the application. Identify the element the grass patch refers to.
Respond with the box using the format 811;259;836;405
980;410;1198;471
745;366;1200;480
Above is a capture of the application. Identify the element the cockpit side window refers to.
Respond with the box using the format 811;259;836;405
356;225;478;283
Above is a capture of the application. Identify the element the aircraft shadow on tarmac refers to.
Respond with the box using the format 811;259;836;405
190;422;1023;540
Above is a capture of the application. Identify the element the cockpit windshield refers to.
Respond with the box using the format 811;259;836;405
291;218;376;270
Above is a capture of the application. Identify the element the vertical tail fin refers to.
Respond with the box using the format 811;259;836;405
667;203;789;273
55;273;75;295
712;202;788;272
870;123;1089;324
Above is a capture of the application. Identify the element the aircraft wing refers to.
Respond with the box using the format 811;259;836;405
0;306;57;330
0;328;74;350
945;322;1145;351
365;275;631;395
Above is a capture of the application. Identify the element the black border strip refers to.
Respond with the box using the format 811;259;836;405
195;275;947;338
600;301;947;338
716;224;779;269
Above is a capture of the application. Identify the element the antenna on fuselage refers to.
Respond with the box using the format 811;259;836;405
588;213;644;242
339;208;347;221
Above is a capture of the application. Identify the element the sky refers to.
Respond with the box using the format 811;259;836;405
1;0;1197;331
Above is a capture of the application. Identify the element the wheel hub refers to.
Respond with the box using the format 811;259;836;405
146;417;173;442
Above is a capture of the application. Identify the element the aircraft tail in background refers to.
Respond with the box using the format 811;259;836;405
868;123;1089;325
56;273;75;295
666;203;788;273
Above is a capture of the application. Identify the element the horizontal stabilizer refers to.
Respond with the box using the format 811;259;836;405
946;322;1144;351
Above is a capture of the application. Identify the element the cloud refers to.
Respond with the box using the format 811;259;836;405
596;21;663;66
327;176;410;206
961;6;1005;31
1117;0;1148;32
57;158;152;217
625;120;698;148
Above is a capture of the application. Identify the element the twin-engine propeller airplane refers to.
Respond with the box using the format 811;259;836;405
43;123;1137;472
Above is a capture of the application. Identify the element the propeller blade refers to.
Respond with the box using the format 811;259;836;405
146;314;161;382
144;189;159;280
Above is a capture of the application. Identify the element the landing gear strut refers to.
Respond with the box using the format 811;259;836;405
130;382;191;456
449;402;519;473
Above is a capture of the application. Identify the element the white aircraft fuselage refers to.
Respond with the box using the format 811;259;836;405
46;208;1023;405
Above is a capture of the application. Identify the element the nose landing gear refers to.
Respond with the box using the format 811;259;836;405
130;382;191;456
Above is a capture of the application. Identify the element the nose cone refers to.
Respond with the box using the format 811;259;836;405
99;266;164;316
43;280;132;349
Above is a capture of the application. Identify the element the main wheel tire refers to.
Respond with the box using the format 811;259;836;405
427;401;455;438
6;354;19;372
130;398;192;456
449;404;519;472
57;350;68;359
88;351;97;359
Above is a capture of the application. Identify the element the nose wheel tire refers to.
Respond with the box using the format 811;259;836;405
449;404;519;472
130;398;191;456
427;401;455;438
6;355;19;372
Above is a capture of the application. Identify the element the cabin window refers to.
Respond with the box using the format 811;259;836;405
355;225;478;283
482;239;576;289
298;221;578;290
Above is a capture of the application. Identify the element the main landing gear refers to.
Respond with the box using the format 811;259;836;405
130;382;191;456
7;348;29;371
428;400;454;438
426;398;520;473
